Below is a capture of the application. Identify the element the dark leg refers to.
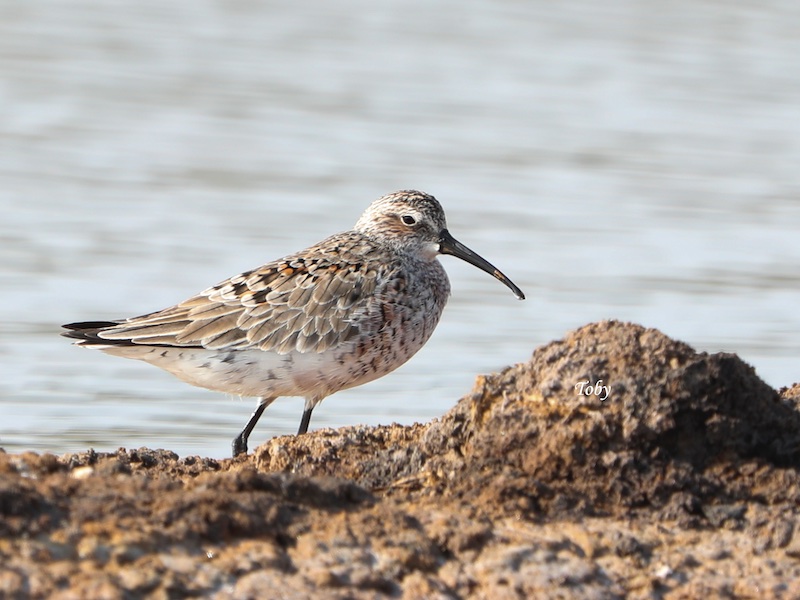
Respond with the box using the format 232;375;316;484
232;398;273;457
297;407;314;435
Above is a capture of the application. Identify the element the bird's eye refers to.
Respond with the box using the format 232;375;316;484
401;215;417;226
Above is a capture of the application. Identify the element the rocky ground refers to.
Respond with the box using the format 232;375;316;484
2;320;800;599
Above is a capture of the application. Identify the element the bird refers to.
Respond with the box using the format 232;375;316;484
62;190;525;457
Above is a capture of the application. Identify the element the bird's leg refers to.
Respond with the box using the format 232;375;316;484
232;397;275;457
297;408;313;434
297;398;316;434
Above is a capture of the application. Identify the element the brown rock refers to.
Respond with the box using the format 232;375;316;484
2;321;800;597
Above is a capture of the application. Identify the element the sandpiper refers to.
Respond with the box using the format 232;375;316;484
63;190;525;456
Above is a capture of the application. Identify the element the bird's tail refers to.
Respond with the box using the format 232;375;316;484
61;321;132;347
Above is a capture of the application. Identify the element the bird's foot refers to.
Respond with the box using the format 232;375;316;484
231;435;248;458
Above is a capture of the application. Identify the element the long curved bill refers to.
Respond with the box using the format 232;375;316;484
438;229;525;300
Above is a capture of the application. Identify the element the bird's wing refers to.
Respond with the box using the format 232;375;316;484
90;233;393;354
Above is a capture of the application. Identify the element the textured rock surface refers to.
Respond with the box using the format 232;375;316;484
2;321;799;598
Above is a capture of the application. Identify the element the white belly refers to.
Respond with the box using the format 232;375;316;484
97;334;422;402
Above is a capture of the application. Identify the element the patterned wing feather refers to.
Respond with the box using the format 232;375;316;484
93;233;387;354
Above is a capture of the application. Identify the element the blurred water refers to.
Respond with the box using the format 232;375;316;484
1;1;798;458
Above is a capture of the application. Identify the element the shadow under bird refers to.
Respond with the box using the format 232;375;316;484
63;190;525;456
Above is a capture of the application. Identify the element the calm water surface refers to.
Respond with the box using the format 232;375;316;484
1;1;799;458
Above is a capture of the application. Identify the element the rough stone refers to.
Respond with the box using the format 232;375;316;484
2;321;799;598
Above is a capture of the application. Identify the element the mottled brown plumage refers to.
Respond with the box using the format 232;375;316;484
63;190;524;456
94;232;385;354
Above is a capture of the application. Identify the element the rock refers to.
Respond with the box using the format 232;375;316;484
1;321;799;597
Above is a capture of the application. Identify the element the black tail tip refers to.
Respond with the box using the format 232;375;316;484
62;321;119;331
61;321;121;343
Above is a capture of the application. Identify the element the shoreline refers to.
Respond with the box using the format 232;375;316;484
2;320;799;598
